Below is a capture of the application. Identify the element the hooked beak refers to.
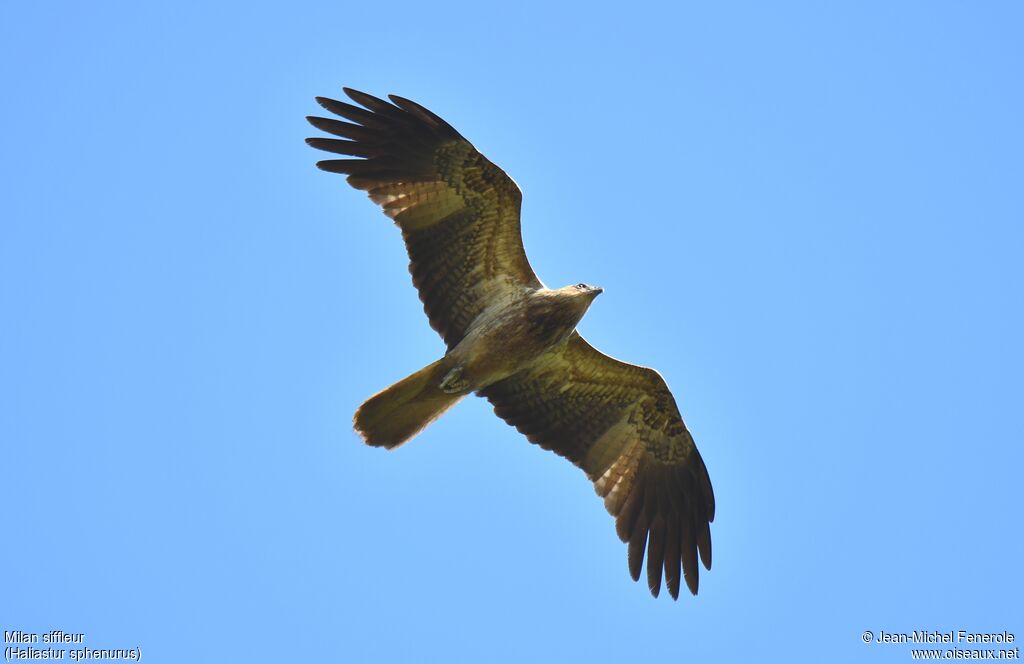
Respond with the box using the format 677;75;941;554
590;286;604;297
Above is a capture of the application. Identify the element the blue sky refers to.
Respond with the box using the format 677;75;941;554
2;1;1021;662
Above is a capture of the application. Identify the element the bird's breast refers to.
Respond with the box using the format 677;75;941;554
449;296;580;390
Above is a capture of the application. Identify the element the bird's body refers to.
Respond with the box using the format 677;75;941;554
307;88;716;599
444;284;603;393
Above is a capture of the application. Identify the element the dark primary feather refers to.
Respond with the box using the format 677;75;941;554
481;333;715;599
306;88;541;348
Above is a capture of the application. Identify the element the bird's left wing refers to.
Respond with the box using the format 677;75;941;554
306;89;542;349
480;332;715;599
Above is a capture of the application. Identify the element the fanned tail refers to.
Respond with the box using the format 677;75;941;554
353;359;463;449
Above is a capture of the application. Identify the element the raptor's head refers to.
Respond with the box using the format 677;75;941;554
568;282;604;299
529;283;604;338
557;282;604;319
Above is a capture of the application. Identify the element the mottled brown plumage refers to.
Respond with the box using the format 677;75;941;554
307;88;715;599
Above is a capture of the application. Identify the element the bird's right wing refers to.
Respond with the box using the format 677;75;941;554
307;89;542;349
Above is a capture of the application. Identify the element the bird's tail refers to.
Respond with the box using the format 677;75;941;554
353;359;464;449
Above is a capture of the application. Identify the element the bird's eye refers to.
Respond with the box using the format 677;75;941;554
575;283;587;290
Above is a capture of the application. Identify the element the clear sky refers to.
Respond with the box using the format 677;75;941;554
2;1;1021;662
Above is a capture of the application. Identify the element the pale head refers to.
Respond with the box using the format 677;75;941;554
546;282;604;320
559;282;604;299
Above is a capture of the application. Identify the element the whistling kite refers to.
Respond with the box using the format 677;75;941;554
306;89;714;599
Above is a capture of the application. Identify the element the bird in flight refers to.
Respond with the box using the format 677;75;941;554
306;88;715;599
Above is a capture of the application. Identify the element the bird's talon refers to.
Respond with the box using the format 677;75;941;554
440;367;468;394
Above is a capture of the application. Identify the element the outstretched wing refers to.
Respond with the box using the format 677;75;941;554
480;333;715;599
307;88;542;348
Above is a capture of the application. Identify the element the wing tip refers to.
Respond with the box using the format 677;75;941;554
314;159;351;173
684;573;699;597
343;87;399;112
341;87;372;106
